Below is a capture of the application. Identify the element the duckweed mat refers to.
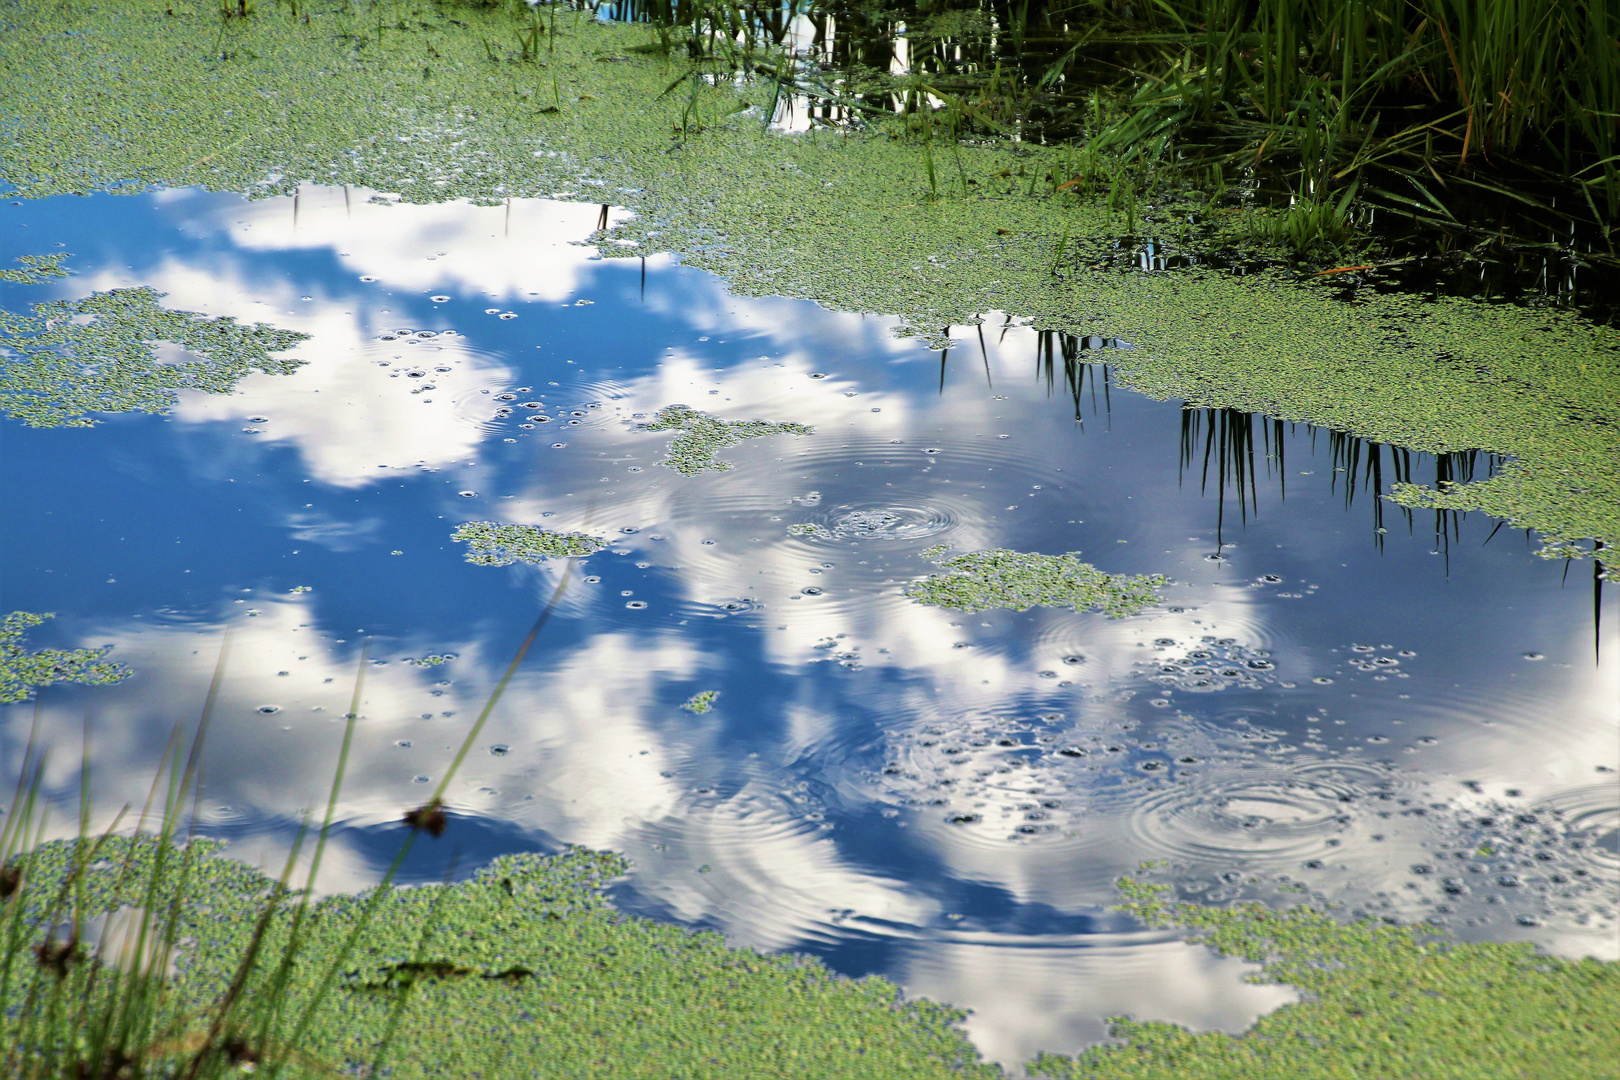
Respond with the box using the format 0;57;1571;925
1;2;1617;553
907;547;1167;617
10;839;1614;1079
451;522;607;565
5;837;999;1079
0;274;307;427
1028;878;1620;1079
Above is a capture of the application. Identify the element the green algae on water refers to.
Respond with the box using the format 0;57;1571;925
681;689;719;714
0;284;307;427
645;404;812;476
0;611;127;704
1026;877;1620;1079
451;522;606;565
0;252;72;284
5;836;1000;1080
907;546;1167;617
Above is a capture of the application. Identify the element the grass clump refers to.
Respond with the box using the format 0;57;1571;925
0;281;306;428
1027;877;1620;1079
0;612;128;704
645;404;812;475
906;547;1167;616
451;522;606;565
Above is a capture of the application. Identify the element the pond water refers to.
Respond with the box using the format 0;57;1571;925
2;186;1616;1071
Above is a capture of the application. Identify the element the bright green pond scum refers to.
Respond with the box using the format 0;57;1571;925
0;611;128;704
0;262;307;427
645;404;814;475
8;839;1616;1078
1029;878;1620;1080
908;547;1168;617
0;2;1615;555
451;521;607;565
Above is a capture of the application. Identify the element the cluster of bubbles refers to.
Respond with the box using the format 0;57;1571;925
1131;636;1279;695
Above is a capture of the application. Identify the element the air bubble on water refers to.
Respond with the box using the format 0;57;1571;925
485;308;500;314
809;373;827;379
1062;654;1086;665
459;491;477;498
922;448;942;455
499;313;517;320
626;601;648;609
430;295;451;303
1522;652;1544;661
585;575;602;583
257;705;281;715
490;744;510;757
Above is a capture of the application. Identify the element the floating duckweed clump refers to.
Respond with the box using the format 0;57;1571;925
5;836;1000;1080
1026;878;1620;1079
0;285;307;427
451;522;606;565
907;547;1166;616
0;252;72;283
0;611;127;704
645;404;813;476
681;690;720;714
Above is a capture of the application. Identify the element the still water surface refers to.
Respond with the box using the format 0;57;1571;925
2;187;1615;1069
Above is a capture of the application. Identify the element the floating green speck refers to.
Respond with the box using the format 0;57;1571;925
681;690;719;714
451;522;606;565
0;611;128;704
907;547;1166;616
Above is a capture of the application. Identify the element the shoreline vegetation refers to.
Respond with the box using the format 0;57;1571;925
2;0;1618;1076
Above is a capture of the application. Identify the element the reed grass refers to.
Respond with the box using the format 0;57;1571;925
571;0;1616;256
